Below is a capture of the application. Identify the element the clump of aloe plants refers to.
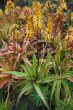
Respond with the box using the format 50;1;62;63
0;0;73;110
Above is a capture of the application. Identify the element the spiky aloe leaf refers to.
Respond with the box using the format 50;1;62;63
32;54;37;74
50;80;57;105
17;83;32;107
7;71;27;77
24;62;34;77
55;80;61;107
40;75;72;84
33;83;49;110
62;80;71;100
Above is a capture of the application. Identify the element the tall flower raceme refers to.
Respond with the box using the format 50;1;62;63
5;0;15;15
43;16;53;42
25;18;34;39
32;1;43;33
52;0;67;38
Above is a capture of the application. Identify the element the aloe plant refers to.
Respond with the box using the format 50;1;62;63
7;51;73;110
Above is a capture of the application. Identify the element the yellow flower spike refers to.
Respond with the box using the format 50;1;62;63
32;1;41;12
5;0;14;14
32;1;43;30
25;19;34;38
47;17;53;33
43;16;53;42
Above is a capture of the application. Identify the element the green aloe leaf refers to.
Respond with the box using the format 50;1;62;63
21;65;29;74
32;54;37;74
55;80;61;107
33;83;49;110
50;81;57;102
40;75;71;84
25;62;34;77
7;71;27;77
62;80;71;100
17;83;32;107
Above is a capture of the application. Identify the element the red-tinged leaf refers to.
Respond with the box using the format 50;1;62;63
67;77;73;82
0;74;10;79
12;75;19;79
0;79;10;89
22;38;30;51
5;80;11;108
23;57;32;66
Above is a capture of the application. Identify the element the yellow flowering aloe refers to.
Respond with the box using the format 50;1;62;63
5;0;15;14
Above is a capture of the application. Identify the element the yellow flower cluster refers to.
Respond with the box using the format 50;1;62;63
32;1;43;30
5;0;14;14
1;0;68;43
44;17;53;42
25;19;34;38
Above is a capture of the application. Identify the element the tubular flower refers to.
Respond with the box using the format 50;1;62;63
32;1;43;30
25;19;34;38
43;17;53;42
5;0;14;15
0;9;3;17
